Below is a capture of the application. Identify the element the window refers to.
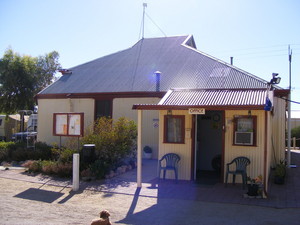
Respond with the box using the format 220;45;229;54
95;100;112;119
164;115;185;143
233;116;257;146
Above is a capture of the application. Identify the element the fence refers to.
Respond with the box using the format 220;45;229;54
286;137;300;150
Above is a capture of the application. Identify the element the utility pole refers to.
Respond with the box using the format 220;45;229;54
287;45;292;167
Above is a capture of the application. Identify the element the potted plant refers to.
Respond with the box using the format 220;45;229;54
247;175;263;196
143;146;152;159
274;160;286;184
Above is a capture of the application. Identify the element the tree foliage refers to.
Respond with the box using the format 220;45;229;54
291;126;300;138
0;48;61;114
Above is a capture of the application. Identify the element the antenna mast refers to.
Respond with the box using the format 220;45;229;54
142;3;147;39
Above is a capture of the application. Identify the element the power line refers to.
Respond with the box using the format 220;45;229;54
212;44;300;54
279;96;300;105
145;12;167;37
138;3;167;39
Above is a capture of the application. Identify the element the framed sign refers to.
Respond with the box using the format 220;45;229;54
188;108;205;115
53;113;84;137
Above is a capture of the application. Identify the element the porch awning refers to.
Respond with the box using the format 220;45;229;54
133;88;270;110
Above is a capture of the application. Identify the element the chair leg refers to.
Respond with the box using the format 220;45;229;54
163;170;166;179
174;169;178;181
242;173;247;189
233;174;236;185
225;172;229;186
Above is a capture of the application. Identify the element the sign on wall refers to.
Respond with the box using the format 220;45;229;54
53;113;84;137
188;108;205;115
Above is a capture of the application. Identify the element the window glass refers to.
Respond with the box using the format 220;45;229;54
237;117;253;132
164;115;185;143
96;100;112;119
234;116;256;146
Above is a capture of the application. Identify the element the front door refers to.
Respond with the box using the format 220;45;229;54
194;110;224;184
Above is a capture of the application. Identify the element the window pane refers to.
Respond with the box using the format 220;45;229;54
167;117;183;143
237;118;253;132
96;100;112;118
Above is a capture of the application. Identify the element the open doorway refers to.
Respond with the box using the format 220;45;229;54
195;111;224;185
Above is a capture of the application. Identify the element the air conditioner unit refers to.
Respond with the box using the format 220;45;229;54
235;132;253;145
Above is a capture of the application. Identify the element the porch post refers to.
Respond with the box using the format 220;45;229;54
137;110;143;187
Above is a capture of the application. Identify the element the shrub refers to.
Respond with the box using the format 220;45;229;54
41;160;57;174
22;160;72;177
23;160;42;172
11;148;28;161
81;117;137;169
33;142;52;160
51;162;72;177
51;145;77;163
0;141;53;162
0;142;14;161
89;160;110;179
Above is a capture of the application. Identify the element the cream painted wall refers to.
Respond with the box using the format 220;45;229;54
113;97;161;159
156;106;286;185
37;98;95;145
271;97;287;164
224;110;266;183
158;110;193;180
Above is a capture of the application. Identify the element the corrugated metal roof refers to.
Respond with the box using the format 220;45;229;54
39;35;274;95
159;89;268;107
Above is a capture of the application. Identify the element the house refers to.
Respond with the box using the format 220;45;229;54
36;35;288;194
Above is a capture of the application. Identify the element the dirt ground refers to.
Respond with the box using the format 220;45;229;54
1;162;300;225
0;176;300;225
0;176;157;225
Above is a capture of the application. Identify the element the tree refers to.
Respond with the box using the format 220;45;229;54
291;126;300;147
0;48;61;114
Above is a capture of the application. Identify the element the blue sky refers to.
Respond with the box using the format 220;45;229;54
1;0;300;110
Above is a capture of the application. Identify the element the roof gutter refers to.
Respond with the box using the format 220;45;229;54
132;104;266;111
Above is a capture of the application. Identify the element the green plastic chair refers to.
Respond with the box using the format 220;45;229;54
158;153;181;181
225;156;250;189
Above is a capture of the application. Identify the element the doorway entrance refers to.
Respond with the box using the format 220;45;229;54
194;110;224;184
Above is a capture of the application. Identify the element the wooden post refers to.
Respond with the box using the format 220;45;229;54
293;137;296;150
72;153;80;191
137;110;143;188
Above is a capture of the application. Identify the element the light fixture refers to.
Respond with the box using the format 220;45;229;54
248;110;252;117
167;110;172;116
270;73;281;85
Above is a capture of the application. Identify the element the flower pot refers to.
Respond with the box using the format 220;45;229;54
144;152;152;159
247;184;259;196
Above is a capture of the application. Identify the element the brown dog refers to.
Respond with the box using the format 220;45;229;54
90;210;111;225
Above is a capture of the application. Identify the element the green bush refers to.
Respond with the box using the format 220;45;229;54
81;117;137;170
0;141;53;162
33;142;52;160
51;145;77;163
89;160;110;179
0;142;15;161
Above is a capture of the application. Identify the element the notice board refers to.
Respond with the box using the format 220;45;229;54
53;113;84;137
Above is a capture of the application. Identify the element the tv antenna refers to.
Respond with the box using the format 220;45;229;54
142;3;147;39
139;3;166;40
